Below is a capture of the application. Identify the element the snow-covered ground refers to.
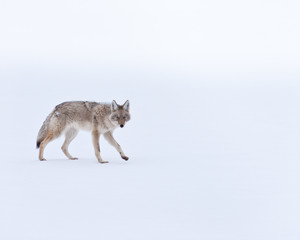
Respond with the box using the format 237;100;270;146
0;76;299;240
0;1;299;239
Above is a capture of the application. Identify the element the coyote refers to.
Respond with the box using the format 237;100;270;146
36;100;130;163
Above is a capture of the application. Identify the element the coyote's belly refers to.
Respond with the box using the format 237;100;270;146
66;121;93;131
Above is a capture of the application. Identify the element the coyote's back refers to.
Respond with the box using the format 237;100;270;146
36;101;99;148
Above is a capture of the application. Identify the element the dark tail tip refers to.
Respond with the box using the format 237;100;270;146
36;141;41;149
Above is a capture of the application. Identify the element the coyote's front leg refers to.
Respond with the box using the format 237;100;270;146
92;130;108;164
103;131;129;161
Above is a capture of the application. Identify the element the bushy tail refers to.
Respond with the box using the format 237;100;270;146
36;109;55;148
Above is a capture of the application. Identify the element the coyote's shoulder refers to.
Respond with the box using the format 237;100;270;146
37;100;130;163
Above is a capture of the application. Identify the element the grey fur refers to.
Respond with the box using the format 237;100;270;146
36;108;56;148
36;100;130;163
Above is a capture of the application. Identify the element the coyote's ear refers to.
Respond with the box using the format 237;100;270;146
123;100;130;112
111;100;118;112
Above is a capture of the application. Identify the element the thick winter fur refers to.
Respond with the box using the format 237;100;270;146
37;100;130;163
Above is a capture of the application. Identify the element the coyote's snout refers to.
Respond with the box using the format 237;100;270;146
36;100;131;163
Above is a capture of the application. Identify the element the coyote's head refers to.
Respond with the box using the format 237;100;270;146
109;100;131;128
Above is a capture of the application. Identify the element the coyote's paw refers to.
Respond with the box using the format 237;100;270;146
99;161;109;164
39;158;47;161
121;156;129;161
70;157;78;160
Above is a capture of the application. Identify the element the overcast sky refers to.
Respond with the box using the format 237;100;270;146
0;0;299;84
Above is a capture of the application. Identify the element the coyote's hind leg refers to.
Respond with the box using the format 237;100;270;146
61;128;79;160
39;132;55;161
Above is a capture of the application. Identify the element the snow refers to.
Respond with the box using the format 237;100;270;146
0;0;300;239
1;78;299;240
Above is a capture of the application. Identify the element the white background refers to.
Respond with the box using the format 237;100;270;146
0;0;299;239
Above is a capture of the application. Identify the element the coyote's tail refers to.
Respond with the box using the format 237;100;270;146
36;109;56;149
